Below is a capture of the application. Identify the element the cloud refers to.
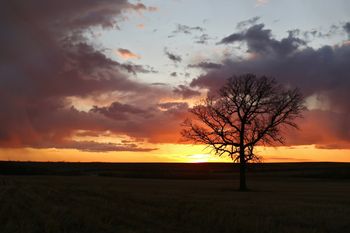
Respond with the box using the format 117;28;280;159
128;3;158;13
315;143;350;150
173;85;201;99
151;82;167;86
119;63;158;74
190;23;350;148
0;0;171;151
2;0;349;153
85;101;190;143
291;24;344;41
164;48;182;63
90;101;153;120
218;23;306;57
170;72;177;77
169;24;212;44
344;22;350;38
117;48;141;59
172;24;204;35
194;33;215;44
158;102;189;111
1;0;148;31
236;17;260;30
35;140;157;152
284;110;350;147
188;62;223;70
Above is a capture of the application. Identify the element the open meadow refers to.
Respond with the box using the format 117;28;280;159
0;162;349;233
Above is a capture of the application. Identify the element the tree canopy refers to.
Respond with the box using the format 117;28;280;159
182;74;305;190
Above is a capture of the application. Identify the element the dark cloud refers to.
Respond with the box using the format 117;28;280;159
0;94;191;149
188;62;223;70
172;24;204;35
292;24;343;41
86;101;190;143
195;34;209;44
218;23;307;57
3;1;349;153
151;82;167;86
173;85;201;99
190;73;226;95
90;102;153;120
119;63;158;74
194;33;215;44
169;24;213;45
344;22;350;37
191;23;350;148
170;72;177;77
236;16;260;30
0;0;169;151
164;48;182;63
1;0;148;32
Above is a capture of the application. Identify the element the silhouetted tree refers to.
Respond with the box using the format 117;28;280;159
182;74;305;190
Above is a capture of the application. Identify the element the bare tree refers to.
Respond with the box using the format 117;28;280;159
182;74;305;190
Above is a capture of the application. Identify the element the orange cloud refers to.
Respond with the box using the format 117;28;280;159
137;23;145;29
127;3;158;15
343;40;350;46
117;48;141;59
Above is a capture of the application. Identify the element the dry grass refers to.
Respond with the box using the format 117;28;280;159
0;166;349;233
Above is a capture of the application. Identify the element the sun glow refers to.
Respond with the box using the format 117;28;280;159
0;144;349;163
186;154;213;163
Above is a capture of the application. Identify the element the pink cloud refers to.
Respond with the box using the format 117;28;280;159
117;48;141;59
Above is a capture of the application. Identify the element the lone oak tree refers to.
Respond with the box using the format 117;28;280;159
182;74;305;191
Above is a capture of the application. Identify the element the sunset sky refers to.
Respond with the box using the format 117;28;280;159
1;0;350;162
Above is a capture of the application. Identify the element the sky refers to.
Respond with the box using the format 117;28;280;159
1;0;350;163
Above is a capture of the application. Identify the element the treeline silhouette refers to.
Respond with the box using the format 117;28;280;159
0;161;349;179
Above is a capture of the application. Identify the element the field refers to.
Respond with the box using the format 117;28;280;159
0;162;349;233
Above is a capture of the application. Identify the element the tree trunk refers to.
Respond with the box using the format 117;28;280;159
239;119;247;191
239;151;247;191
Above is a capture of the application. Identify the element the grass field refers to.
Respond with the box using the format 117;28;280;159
0;162;349;233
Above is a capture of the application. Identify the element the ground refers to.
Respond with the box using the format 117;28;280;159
0;162;349;233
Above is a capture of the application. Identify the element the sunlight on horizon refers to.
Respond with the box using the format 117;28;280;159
1;144;349;163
